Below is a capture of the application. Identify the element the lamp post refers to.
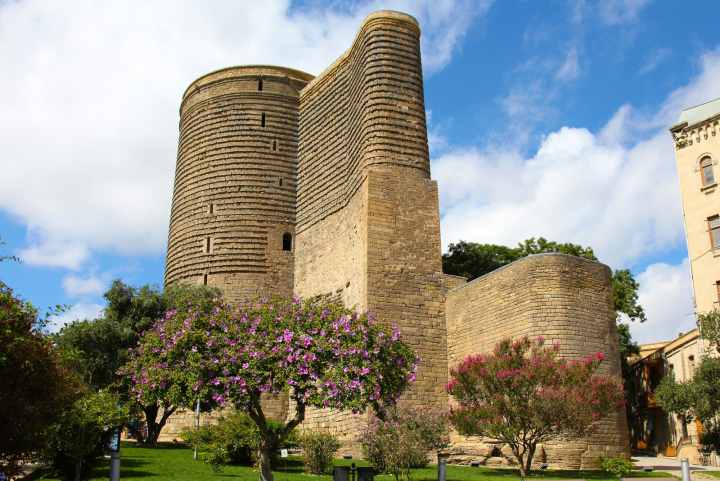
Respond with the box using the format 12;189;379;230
193;399;200;461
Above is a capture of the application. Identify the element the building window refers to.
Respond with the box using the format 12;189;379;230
701;156;715;186
716;281;720;303
688;355;696;374
258;78;263;91
272;140;277;151
205;237;211;253
261;113;266;127
208;202;214;214
709;216;720;250
203;273;208;285
282;233;292;251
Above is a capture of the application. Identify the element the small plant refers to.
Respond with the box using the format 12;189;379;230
299;430;340;474
360;406;449;481
181;410;297;471
600;457;634;479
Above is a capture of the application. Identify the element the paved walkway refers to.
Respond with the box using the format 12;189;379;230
633;456;720;479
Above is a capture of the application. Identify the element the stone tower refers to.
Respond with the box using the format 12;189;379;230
161;10;629;467
165;65;313;302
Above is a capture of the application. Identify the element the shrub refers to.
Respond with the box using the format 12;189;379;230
44;391;128;481
181;410;297;471
360;407;449;481
700;421;720;453
299;431;340;474
600;457;634;479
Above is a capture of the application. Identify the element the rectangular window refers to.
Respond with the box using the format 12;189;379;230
716;281;720;303
205;237;211;253
709;216;720;249
704;164;716;185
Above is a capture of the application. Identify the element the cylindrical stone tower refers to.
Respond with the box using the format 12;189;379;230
165;66;314;303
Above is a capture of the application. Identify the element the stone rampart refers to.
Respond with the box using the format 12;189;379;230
445;254;629;468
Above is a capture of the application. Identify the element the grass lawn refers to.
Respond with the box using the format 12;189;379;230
697;472;720;478
31;443;674;481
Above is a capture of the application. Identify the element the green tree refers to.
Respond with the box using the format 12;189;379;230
44;390;128;481
698;309;720;353
0;281;81;477
54;280;220;445
656;357;720;451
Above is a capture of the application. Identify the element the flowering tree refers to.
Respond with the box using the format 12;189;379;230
447;337;624;478
127;296;417;481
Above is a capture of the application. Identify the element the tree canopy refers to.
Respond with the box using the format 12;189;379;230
127;295;418;481
447;337;624;478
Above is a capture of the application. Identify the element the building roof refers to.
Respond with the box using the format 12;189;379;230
675;97;720;128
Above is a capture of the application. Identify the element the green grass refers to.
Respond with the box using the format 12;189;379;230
697;472;720;479
31;443;673;481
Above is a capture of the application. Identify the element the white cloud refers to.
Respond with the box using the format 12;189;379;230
18;239;89;270
629;260;695;344
47;302;104;332
556;46;580;82
435;47;720;269
0;0;485;269
598;0;652;25
62;274;106;298
638;48;671;76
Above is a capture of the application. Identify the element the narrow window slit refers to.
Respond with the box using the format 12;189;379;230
282;233;292;251
205;237;211;253
261;113;266;127
203;273;208;285
272;140;277;151
209;203;214;214
258;78;263;91
278;177;283;187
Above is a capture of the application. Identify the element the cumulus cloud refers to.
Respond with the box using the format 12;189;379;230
18;239;89;270
0;0;485;269
629;260;695;344
62;274;107;298
436;47;720;269
47;302;104;332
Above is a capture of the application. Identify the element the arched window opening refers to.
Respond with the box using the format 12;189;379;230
261;113;266;127
282;233;292;251
701;156;715;186
490;446;502;457
258;78;263;91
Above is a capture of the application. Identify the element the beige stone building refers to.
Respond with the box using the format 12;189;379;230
162;10;628;468
670;98;720;314
630;329;718;466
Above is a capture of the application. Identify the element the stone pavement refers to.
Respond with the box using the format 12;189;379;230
632;455;720;479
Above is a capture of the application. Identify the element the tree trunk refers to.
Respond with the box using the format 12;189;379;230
142;404;175;446
524;444;536;477
74;459;82;481
511;447;527;480
258;444;274;481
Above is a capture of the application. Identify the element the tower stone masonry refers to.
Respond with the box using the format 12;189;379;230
164;10;629;468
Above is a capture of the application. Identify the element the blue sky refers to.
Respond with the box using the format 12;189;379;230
2;0;719;343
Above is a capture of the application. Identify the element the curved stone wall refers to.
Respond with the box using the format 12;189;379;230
445;254;630;468
297;11;429;232
165;66;312;302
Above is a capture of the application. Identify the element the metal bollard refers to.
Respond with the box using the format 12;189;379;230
680;458;690;481
437;457;447;481
110;451;121;481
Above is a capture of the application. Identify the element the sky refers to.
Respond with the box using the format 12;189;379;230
1;0;719;343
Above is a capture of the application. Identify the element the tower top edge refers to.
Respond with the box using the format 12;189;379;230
183;65;315;100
